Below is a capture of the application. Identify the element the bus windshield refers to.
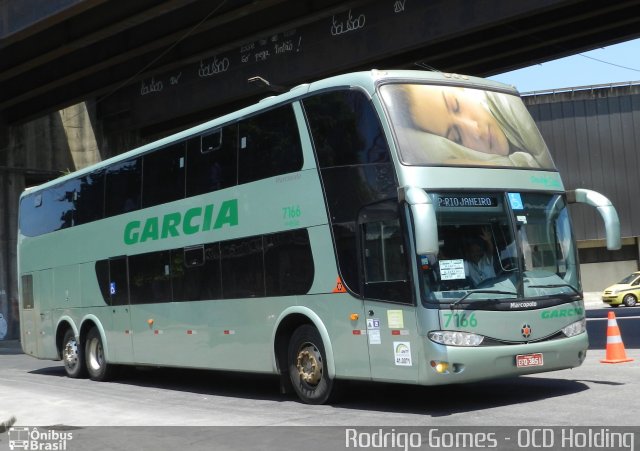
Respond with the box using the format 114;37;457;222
379;83;556;170
420;192;580;305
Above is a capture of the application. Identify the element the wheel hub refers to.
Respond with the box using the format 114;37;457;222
64;339;78;368
296;346;322;385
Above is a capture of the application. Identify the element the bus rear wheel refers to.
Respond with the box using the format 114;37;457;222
62;329;87;378
287;324;335;404
85;328;114;381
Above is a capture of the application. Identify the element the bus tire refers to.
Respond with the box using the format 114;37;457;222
85;328;114;381
62;329;87;379
287;324;336;404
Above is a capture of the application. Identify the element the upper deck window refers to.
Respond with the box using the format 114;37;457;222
303;89;390;168
238;104;303;184
379;83;556;170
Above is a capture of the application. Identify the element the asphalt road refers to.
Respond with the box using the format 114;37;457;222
587;307;640;349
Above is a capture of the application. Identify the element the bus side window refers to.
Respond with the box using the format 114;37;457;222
359;202;412;304
186;125;238;197
75;171;105;225
171;244;222;302
264;230;314;296
220;237;265;298
129;251;172;304
302;89;390;167
142;142;186;208
238;104;303;184
105;159;142;218
303;89;394;296
95;256;129;306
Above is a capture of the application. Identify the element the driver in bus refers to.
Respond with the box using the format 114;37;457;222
463;228;496;286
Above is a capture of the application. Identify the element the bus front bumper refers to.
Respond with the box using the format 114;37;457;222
421;333;588;385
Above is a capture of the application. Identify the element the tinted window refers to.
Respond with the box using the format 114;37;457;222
129;251;172;304
221;237;265;298
95;260;110;304
18;195;37;236
143;142;186;207
186;125;238;197
94;229;313;303
52;179;80;230
108;256;129;306
319;164;397;223
238;105;303;184
171;244;222;301
264;230;314;296
361;216;411;303
105;159;142;217
20;182;73;236
75;171;104;225
303;90;391;168
20;171;104;236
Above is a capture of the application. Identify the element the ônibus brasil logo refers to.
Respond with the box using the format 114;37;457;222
8;426;73;450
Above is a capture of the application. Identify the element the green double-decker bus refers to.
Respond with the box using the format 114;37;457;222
18;70;620;404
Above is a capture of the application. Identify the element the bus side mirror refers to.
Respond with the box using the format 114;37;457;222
399;186;439;255
567;188;621;250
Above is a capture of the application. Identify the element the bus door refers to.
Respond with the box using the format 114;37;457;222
127;251;173;365
359;202;420;382
102;256;134;363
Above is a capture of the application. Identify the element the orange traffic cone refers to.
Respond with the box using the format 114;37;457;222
600;311;634;364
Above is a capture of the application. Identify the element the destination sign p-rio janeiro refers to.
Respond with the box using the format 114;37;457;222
438;196;498;208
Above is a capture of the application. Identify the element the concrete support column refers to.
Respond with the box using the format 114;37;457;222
0;101;143;340
0;169;21;339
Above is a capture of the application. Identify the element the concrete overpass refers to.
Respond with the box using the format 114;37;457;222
2;0;640;134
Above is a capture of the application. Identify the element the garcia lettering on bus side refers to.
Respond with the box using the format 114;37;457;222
540;307;583;319
123;199;238;245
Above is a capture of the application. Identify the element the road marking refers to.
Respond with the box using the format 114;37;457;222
587;315;640;321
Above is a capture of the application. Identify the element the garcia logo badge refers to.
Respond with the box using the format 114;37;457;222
521;324;532;339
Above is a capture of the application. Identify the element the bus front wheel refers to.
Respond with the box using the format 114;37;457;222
62;329;87;379
287;324;335;404
85;328;114;381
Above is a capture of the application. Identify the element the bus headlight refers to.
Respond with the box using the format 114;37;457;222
428;331;484;347
561;319;586;337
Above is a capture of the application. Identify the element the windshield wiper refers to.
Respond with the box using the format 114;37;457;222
526;284;580;296
450;290;517;310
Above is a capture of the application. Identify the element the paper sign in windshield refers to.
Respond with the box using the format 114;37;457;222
439;259;465;280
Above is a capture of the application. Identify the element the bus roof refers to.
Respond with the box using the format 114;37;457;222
21;70;518;197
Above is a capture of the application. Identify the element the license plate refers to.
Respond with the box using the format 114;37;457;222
516;353;544;368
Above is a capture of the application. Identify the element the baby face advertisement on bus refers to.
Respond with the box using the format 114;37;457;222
380;83;556;169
